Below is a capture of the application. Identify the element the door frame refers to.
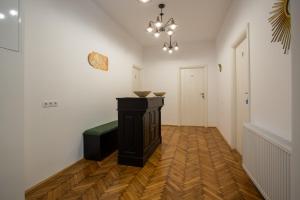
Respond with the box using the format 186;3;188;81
178;65;208;127
231;23;251;151
133;65;142;70
132;65;142;91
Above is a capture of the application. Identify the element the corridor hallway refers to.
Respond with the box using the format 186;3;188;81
26;126;263;200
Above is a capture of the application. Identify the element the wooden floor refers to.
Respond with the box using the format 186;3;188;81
26;126;264;200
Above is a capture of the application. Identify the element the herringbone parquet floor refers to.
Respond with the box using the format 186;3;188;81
26;126;264;200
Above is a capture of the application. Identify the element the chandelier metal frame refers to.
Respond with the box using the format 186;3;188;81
162;35;179;54
146;4;177;37
146;3;179;53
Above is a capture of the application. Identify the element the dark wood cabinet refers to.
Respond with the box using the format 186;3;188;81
116;97;164;167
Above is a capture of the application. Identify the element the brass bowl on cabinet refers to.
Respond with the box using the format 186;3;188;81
153;92;166;97
133;91;151;98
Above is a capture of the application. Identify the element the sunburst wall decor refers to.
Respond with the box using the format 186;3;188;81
268;0;291;54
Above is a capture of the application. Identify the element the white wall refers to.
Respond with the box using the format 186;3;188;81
0;46;25;200
216;0;292;146
291;0;300;199
24;0;142;188
0;1;24;199
0;51;25;200
142;41;218;126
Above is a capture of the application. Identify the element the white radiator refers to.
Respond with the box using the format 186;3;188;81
243;123;291;200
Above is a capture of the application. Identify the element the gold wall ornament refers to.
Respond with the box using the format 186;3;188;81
268;0;291;54
88;52;109;71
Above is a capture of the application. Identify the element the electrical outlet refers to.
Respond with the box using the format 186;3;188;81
42;102;49;108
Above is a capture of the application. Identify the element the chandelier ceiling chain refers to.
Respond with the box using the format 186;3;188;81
146;3;179;54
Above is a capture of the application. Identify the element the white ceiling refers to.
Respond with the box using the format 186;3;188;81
94;0;232;46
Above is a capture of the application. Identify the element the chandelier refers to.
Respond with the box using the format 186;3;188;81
146;4;178;38
163;36;179;54
146;3;179;53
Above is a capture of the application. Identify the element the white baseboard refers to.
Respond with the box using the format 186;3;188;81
162;123;217;127
207;122;217;127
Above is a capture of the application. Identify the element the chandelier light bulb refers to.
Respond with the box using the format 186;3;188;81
174;43;179;51
138;0;151;3
163;45;168;51
170;19;177;30
146;22;153;32
155;16;162;28
154;31;160;38
170;24;177;30
168;49;173;54
167;30;174;36
146;26;153;33
155;21;162;28
155;22;162;28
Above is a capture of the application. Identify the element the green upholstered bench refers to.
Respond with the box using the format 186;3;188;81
83;120;118;161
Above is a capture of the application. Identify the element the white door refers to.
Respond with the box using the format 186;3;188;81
235;38;250;155
132;67;141;91
180;68;206;126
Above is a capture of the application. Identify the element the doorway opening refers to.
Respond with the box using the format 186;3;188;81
179;66;208;127
232;24;251;155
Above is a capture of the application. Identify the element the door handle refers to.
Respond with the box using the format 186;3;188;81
244;92;249;104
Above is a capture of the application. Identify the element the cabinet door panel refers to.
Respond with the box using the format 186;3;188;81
119;114;141;156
